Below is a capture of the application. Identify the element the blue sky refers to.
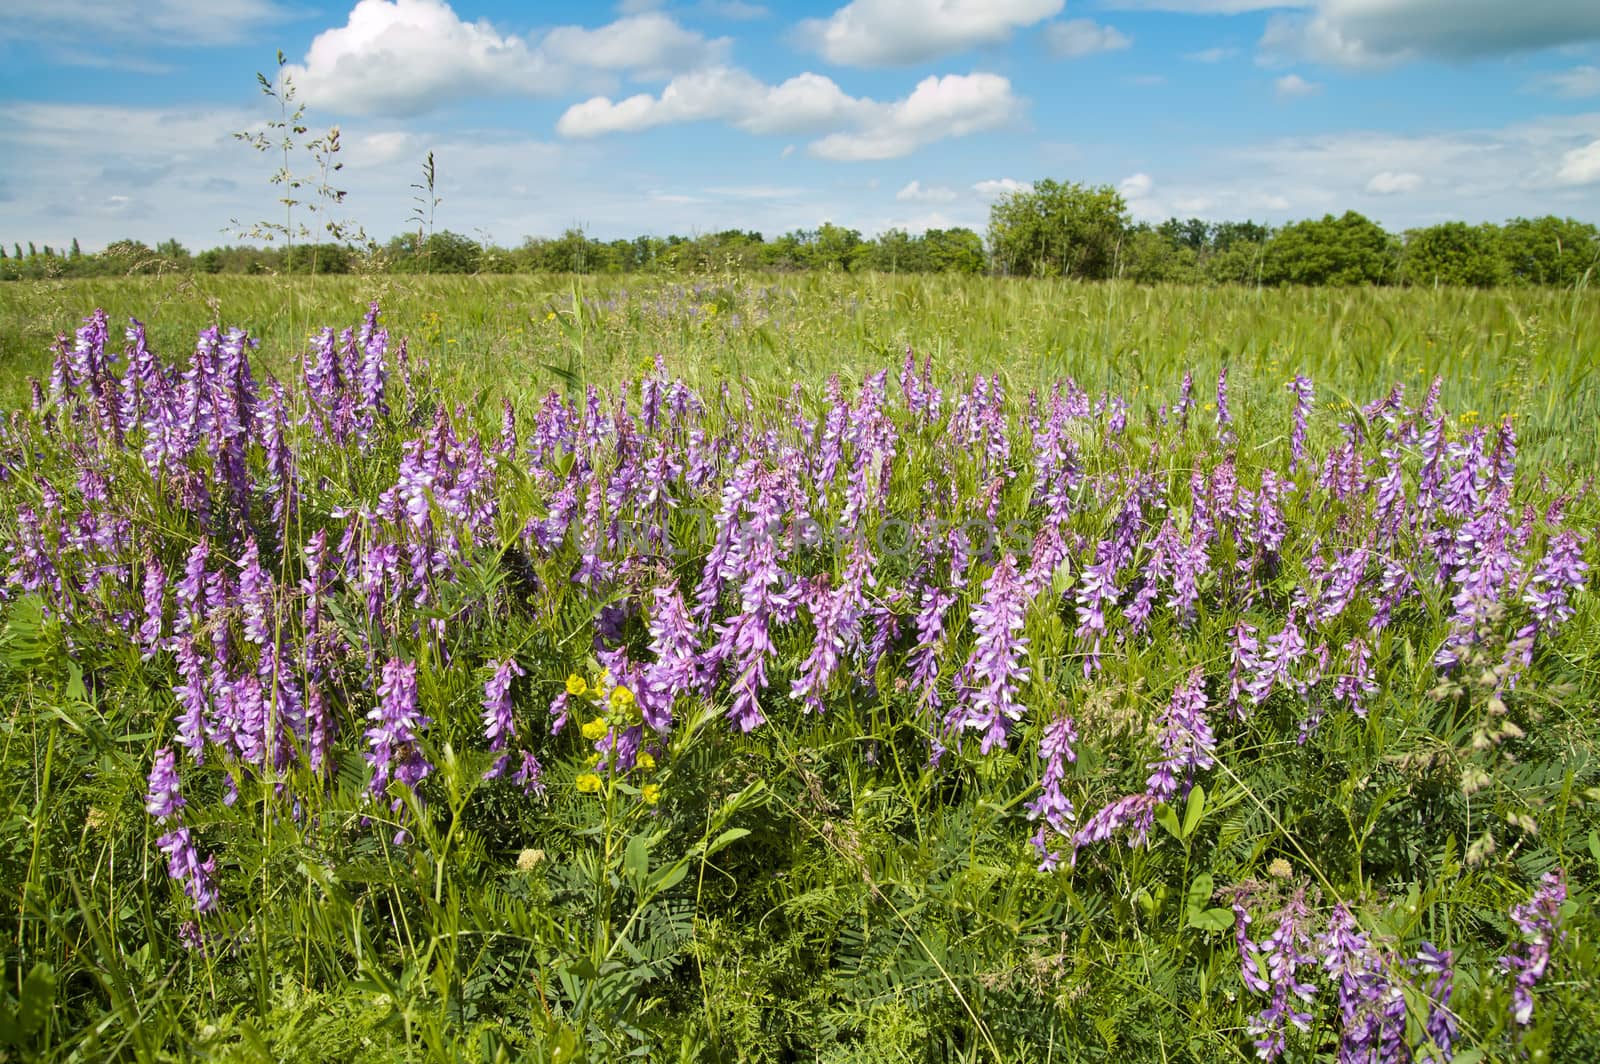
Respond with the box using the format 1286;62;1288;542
2;0;1598;252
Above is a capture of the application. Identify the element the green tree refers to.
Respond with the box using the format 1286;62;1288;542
1121;225;1200;283
1399;222;1505;287
69;237;81;259
804;222;865;271
924;228;986;274
1262;211;1396;286
986;179;1129;279
1497;216;1600;286
863;228;927;273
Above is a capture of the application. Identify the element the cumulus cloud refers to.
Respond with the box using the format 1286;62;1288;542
897;180;958;202
1260;0;1600;69
1534;65;1600;99
1044;19;1132;59
797;0;1062;66
1555;139;1600;185
973;177;1032;199
1275;73;1321;97
561;69;1021;161
1365;170;1423;194
284;0;728;116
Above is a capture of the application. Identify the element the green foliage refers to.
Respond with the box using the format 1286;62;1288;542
1263;210;1398;286
1401;222;1507;288
986;178;1130;279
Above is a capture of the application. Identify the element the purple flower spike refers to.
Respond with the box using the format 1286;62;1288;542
1025;716;1078;871
157;827;220;914
946;554;1030;754
1146;667;1214;804
481;656;525;756
145;746;185;823
1500;869;1567;1027
365;658;434;813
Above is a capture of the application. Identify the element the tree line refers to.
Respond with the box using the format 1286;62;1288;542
4;183;1596;287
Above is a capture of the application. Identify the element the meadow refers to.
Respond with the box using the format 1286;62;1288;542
0;272;1597;1062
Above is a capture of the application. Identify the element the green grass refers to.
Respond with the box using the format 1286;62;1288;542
1;272;1597;1062
4;272;1597;465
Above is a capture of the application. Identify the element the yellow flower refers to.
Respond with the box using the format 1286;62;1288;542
546;311;557;321
609;685;634;711
565;673;587;697
635;752;656;771
575;773;602;794
641;784;661;805
581;718;609;741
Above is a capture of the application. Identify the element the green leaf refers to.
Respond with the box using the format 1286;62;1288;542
624;834;650;885
1181;784;1206;840
651;862;689;894
1187;907;1234;933
1184;872;1215;914
1154;805;1182;841
1588;829;1600;869
705;827;750;856
17;963;55;1040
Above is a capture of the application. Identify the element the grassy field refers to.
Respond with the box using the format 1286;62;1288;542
3;273;1597;465
0;274;1597;1062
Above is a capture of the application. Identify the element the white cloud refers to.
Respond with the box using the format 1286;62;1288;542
561;69;1021;161
557;67;867;137
973;177;1032;199
1104;0;1305;11
1365;170;1423;194
810;73;1021;160
1185;46;1239;62
1555;139;1600;184
0;0;288;47
1119;172;1162;220
284;0;728;116
1044;19;1132;59
1534;65;1600;98
797;0;1062;66
1275;73;1321;97
897;180;958;202
1119;172;1154;199
1261;0;1600;69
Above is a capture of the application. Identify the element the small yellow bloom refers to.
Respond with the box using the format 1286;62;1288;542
1267;858;1293;879
565;673;587;697
609;685;634;711
641;784;661;805
635;752;656;771
581;718;609;741
575;773;602;794
546;311;557;321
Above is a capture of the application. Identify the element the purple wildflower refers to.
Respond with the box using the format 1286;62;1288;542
365;658;434;817
145;746;185;823
1287;374;1314;473
481;656;525;774
1025;716;1078;871
946;554;1030;754
1146;667;1215;804
1500;869;1567;1027
157;827;220;914
1245;889;1317;1062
